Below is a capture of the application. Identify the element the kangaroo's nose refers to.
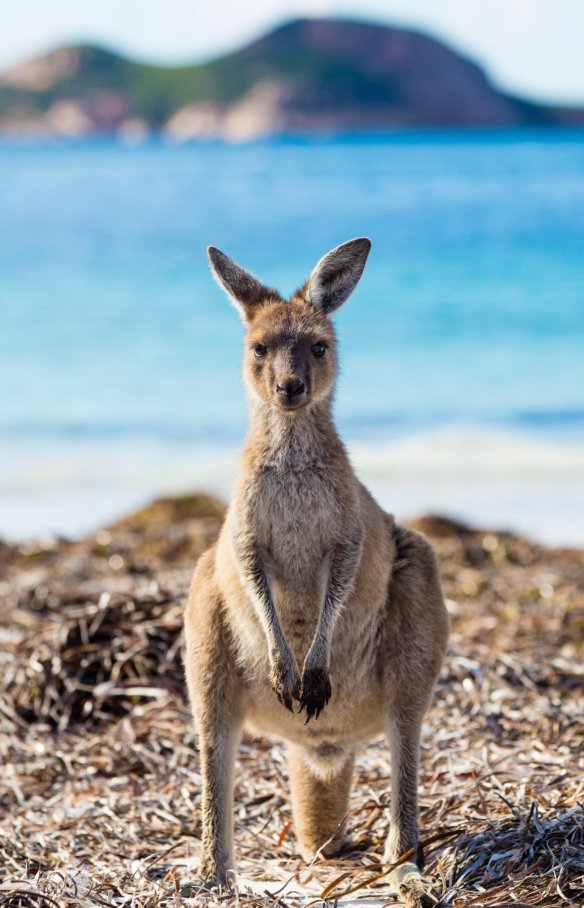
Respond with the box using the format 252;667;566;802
276;378;305;400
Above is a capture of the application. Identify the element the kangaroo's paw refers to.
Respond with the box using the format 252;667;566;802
270;658;301;712
298;665;332;723
390;864;435;908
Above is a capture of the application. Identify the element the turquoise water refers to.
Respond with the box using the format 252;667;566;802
2;132;584;540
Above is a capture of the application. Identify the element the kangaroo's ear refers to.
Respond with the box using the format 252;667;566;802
207;246;282;321
304;237;371;314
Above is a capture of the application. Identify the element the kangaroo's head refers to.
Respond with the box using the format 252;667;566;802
207;238;371;413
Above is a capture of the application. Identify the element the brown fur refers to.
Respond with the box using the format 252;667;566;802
184;239;449;906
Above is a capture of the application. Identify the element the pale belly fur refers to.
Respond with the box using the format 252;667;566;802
223;575;388;748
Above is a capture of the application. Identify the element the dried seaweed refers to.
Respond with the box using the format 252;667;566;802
1;500;583;907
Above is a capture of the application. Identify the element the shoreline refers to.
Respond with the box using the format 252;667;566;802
4;479;584;548
3;425;584;546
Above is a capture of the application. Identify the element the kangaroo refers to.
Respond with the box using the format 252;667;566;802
183;238;449;908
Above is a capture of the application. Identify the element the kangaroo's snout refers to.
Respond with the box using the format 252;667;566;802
276;377;306;405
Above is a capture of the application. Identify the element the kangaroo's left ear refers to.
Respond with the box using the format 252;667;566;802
304;237;371;314
207;246;282;322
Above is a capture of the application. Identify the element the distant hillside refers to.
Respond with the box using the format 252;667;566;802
1;18;583;139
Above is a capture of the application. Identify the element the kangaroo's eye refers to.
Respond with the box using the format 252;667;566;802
312;343;326;358
253;343;267;358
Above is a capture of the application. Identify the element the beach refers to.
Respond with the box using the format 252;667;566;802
1;493;583;905
1;130;584;906
2;2;584;903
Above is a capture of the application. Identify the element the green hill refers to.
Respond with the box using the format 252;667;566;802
1;18;583;138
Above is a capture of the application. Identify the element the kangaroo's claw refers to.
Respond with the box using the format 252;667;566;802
298;665;332;723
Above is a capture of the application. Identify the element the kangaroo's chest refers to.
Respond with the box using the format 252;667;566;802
254;468;339;569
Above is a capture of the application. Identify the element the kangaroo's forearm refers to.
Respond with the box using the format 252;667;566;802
305;530;364;668
231;528;302;710
248;563;291;663
231;530;293;662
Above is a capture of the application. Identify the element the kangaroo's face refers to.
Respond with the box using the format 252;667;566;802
245;302;336;411
206;237;371;414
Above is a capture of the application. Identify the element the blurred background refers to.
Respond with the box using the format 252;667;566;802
1;0;584;545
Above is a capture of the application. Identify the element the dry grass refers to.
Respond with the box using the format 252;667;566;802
1;498;583;908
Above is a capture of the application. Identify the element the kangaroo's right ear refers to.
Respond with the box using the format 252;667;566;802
207;246;282;321
304;237;371;314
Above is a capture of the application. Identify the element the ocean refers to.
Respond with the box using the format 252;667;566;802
1;131;584;544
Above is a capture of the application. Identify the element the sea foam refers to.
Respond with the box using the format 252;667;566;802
2;425;584;545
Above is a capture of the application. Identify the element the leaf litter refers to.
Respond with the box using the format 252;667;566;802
0;499;583;908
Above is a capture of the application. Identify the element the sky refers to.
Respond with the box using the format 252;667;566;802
3;0;584;105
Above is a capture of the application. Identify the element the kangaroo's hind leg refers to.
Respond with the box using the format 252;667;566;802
382;525;449;908
384;705;434;907
288;743;355;862
183;548;246;890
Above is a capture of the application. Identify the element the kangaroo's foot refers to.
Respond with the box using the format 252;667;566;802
181;861;233;896
298;664;332;723
390;863;434;908
270;655;302;712
181;880;221;897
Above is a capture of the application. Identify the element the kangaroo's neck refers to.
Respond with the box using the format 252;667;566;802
246;394;342;470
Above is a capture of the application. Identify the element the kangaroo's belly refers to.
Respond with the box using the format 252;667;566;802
244;603;386;747
244;661;386;747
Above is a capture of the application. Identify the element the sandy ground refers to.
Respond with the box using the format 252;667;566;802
1;495;583;907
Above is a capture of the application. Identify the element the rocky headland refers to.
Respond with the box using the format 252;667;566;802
1;18;584;141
